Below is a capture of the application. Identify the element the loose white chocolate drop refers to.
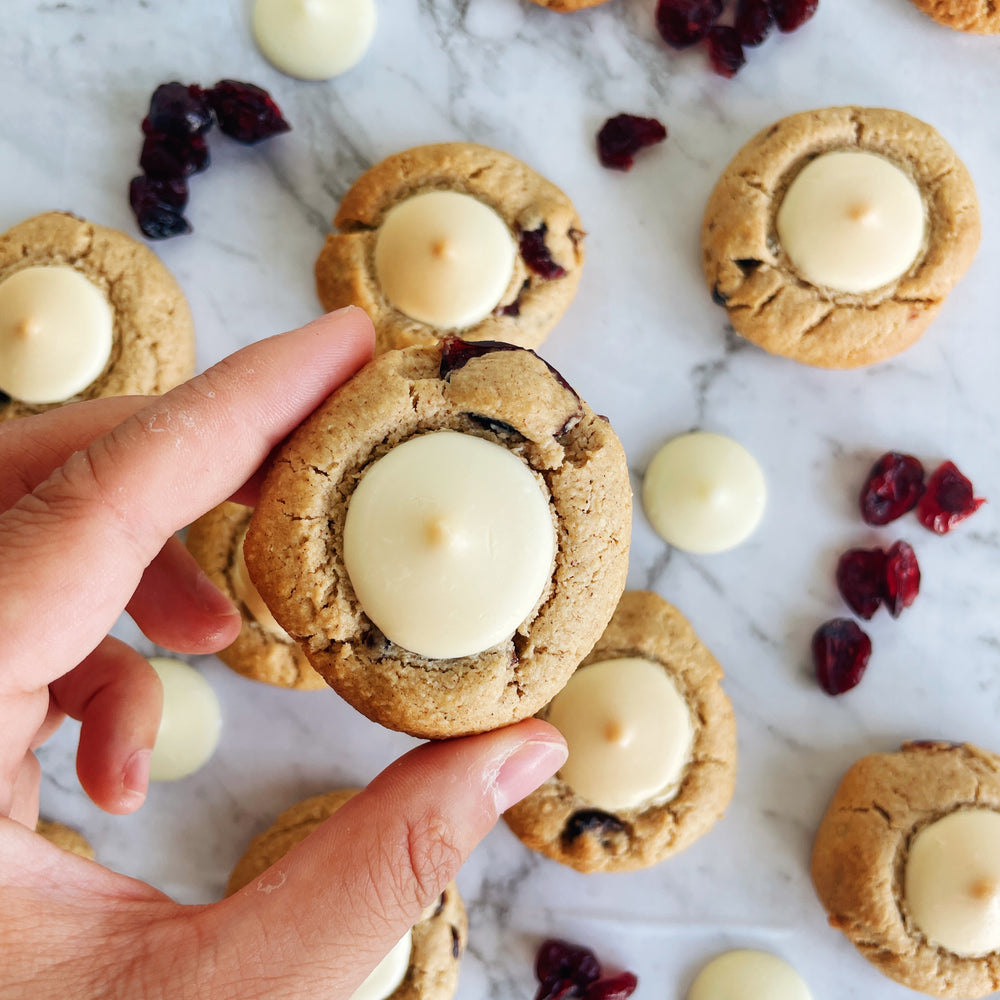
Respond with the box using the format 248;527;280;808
147;658;222;781
350;931;412;1000
776;150;925;293
251;0;377;81
642;432;766;554
343;431;555;659
687;950;813;1000
546;657;694;812
374;191;516;329
0;265;113;404
905;809;1000;956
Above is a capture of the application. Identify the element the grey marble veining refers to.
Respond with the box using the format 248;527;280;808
5;1;1000;997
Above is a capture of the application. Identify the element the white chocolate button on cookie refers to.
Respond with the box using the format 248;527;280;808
147;658;222;781
642;432;766;554
351;932;412;1000
374;191;516;329
252;0;377;81
343;430;555;659
776;151;925;294
232;524;293;642
0;265;113;404
688;950;812;1000
546;657;693;812
905;809;1000;957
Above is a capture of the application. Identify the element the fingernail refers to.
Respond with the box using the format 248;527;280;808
122;749;151;809
493;738;568;814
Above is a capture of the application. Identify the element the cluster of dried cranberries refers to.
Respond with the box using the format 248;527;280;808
655;0;818;78
130;80;290;240
813;451;984;696
534;939;638;1000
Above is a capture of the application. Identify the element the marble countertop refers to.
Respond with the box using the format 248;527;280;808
5;0;1000;997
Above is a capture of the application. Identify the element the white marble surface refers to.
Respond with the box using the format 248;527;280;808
5;0;1000;997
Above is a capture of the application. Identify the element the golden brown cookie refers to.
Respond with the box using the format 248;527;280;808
315;143;584;356
35;819;95;860
811;741;1000;997
0;211;195;421
245;339;630;739
503;591;736;873
227;789;468;1000
702;107;980;368
185;502;324;690
908;0;1000;32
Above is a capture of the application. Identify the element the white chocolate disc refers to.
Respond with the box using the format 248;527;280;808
776;151;925;293
374;191;516;329
252;0;377;81
147;658;222;781
0;265;113;404
350;932;412;1000
232;524;293;641
642;432;766;554
905;809;1000;956
546;657;693;812
687;950;812;1000
343;430;555;659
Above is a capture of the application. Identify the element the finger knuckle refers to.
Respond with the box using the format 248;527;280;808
397;809;463;910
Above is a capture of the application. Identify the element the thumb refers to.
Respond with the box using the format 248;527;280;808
209;719;566;999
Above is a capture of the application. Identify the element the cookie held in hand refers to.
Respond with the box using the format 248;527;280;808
245;339;630;739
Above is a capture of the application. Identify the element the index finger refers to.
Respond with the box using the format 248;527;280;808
0;307;374;696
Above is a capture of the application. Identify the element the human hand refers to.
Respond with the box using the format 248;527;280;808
0;308;567;999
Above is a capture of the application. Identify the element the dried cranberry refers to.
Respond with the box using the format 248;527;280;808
917;461;985;534
584;973;639;1000
519;226;567;279
883;540;920;617
859;452;926;526
835;548;886;620
812;618;872;695
206;80;291;144
735;0;774;44
771;0;818;31
655;0;723;47
596;114;667;171
140;131;210;179
147;82;213;137
129;175;191;240
439;338;522;378
706;25;746;77
561;809;628;845
535;940;601;995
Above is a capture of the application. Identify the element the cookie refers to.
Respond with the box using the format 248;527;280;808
185;502;325;690
503;590;737;873
908;0;1000;32
226;789;467;1000
315;143;584;356
245;339;631;739
35;819;95;860
811;741;1000;998
702;107;980;368
0;211;195;421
